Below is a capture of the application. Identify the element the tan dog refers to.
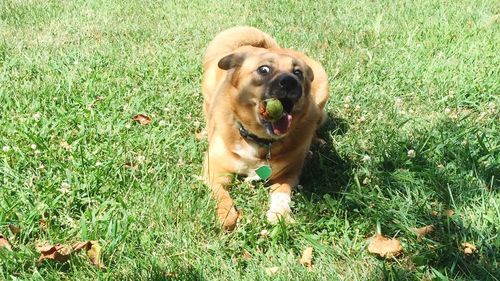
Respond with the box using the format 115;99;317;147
202;26;329;231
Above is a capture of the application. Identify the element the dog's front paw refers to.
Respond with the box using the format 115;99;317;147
266;192;292;224
218;206;240;232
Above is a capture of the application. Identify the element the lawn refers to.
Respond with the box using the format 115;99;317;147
0;0;499;280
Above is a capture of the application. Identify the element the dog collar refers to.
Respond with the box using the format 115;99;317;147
237;122;274;178
237;122;275;148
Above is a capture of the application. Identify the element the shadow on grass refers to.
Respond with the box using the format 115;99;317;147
366;119;498;280
300;113;353;196
300;113;499;280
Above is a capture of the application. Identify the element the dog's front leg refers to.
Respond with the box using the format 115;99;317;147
266;175;298;224
204;159;239;231
212;179;239;231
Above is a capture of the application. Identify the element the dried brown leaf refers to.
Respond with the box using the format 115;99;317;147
431;209;455;218
242;250;252;261
73;241;90;251
132;114;152;125
0;234;12;251
36;244;72;263
8;224;20;235
299;247;314;271
73;240;105;268
39;219;48;230
87;241;104;268
410;225;435;238
444;209;455;217
367;235;403;258
462;242;477;255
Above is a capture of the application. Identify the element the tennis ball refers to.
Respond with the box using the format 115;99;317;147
265;98;284;121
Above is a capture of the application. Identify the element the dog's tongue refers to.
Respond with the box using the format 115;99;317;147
272;113;292;135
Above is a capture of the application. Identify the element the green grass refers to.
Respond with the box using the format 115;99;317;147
1;0;499;280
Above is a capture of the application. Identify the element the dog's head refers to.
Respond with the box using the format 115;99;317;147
218;47;314;139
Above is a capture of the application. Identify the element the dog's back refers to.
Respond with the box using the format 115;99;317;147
203;26;279;67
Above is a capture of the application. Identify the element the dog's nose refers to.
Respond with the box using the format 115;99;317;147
268;74;302;102
279;75;299;91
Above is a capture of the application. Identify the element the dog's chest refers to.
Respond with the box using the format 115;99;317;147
232;142;267;181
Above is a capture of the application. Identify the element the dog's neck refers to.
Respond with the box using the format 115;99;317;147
237;122;275;148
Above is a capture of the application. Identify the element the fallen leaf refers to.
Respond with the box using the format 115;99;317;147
410;225;435;238
462;242;477;255
88;242;104;268
73;240;105;268
444;209;455;217
265;266;279;276
39;219;47;230
242;250;252;261
0;234;12;251
8;224;20;235
36;244;72;263
299;247;314;271
73;241;88;251
132;114;152;125
367;235;403;258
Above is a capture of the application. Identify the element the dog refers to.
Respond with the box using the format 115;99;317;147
202;26;329;231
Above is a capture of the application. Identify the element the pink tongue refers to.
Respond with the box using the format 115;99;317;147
272;113;292;135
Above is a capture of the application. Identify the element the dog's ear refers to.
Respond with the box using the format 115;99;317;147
218;53;246;70
304;64;314;82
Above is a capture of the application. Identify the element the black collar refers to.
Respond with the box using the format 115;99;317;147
237;122;275;147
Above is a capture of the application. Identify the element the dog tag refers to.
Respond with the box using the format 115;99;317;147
255;165;272;181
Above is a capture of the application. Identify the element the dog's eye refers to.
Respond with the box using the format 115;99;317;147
257;65;271;75
293;69;303;78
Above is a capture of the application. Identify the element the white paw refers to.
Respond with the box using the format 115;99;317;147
266;192;292;224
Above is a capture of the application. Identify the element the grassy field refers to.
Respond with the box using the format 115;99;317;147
1;0;499;280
